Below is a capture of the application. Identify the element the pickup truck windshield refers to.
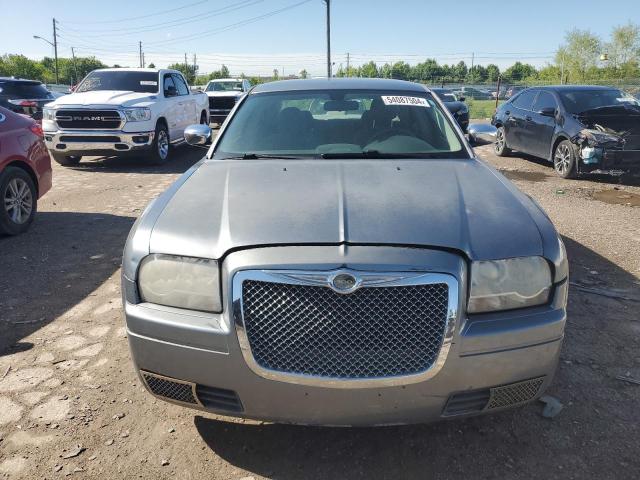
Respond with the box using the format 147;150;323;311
214;89;467;159
207;81;243;92
560;88;640;114
76;71;159;94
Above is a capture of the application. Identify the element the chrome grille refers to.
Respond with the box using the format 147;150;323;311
55;109;122;129
209;96;236;110
240;279;450;380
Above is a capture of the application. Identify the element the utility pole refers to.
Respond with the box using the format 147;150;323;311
71;47;78;85
139;41;143;68
184;52;188;72
193;53;197;77
142;52;145;68
470;52;474;71
52;18;59;84
346;52;350;76
323;0;331;78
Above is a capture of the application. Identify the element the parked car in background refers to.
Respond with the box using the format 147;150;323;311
42;68;209;166
505;86;526;99
123;78;568;426
0;107;52;235
454;87;493;100
205;78;252;124
431;87;469;133
0;77;56;119
492;86;640;178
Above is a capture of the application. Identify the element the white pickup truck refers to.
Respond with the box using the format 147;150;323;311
43;68;209;165
204;78;251;125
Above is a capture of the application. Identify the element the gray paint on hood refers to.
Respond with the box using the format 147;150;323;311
148;158;543;261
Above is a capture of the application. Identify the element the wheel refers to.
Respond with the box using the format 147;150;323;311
0;167;37;235
146;122;170;165
51;152;81;166
553;140;578;179
494;126;511;156
200;111;208;125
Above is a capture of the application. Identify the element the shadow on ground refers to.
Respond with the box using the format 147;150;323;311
0;211;134;355
194;235;640;480
64;145;206;175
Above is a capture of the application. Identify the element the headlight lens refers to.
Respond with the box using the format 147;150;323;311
468;257;551;313
138;254;221;312
123;107;151;122
43;107;55;120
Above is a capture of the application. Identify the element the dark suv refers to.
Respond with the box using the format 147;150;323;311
492;86;640;178
0;78;55;118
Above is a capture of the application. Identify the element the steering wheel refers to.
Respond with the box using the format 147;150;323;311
365;127;416;145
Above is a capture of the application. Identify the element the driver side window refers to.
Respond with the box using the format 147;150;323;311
163;74;177;98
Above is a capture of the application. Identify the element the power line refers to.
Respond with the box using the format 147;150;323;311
60;0;209;24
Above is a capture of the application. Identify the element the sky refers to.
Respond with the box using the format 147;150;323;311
1;0;637;77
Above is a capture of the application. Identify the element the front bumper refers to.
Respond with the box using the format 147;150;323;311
209;109;232;123
44;129;154;156
124;246;566;426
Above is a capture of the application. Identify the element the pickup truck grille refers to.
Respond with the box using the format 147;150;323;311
56;109;122;129
209;97;236;110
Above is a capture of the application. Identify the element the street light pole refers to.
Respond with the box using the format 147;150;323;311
53;18;59;85
323;0;331;78
33;32;58;84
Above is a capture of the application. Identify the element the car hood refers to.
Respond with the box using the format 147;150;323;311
51;90;157;108
149;159;544;261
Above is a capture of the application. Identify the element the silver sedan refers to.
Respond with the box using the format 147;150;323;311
122;78;568;426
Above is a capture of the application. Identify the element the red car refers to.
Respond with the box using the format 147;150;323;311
0;107;52;235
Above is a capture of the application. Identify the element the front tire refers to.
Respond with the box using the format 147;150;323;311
0;167;37;235
494;126;511;156
553;140;578;179
146;121;170;165
51;153;81;166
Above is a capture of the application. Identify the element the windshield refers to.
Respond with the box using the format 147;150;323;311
433;90;457;102
559;89;639;114
76;71;159;94
206;81;243;92
214;89;466;159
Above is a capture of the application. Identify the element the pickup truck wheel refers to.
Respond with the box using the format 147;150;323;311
553;140;578;179
147;123;170;165
51;153;81;166
0;167;37;236
494;126;511;156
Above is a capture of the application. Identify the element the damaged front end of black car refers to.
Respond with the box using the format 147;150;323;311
571;105;640;174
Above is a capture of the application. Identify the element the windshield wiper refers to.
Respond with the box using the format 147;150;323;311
221;153;304;160
320;150;430;159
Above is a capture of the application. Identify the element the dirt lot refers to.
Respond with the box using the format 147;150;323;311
1;140;639;480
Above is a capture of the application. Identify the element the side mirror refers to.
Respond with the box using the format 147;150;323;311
165;85;177;97
458;96;466;102
538;107;556;117
184;124;212;146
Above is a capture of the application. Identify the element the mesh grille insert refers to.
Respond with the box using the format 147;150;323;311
488;377;545;409
142;373;197;404
241;280;449;379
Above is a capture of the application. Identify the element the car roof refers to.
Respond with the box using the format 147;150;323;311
0;77;43;84
252;77;428;94
537;85;621;92
208;78;243;82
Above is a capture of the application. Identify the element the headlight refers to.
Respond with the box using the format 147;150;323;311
137;254;221;312
123;107;151;122
468;257;551;313
43;107;55;120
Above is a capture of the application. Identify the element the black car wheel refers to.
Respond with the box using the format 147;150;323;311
553;140;577;179
0;167;37;235
494;126;511;156
51;153;82;166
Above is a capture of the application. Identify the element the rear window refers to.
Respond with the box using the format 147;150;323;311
0;81;52;98
76;71;159;94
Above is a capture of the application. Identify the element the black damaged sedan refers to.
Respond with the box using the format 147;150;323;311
431;88;469;133
492;86;640;178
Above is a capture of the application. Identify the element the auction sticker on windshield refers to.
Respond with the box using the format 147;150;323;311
140;81;158;86
381;96;430;107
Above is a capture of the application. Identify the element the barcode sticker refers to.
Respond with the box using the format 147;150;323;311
381;96;430;107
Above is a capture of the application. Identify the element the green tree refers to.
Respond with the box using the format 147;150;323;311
605;22;640;68
485;64;500;82
167;62;199;84
299;69;308;79
148;62;156;69
0;54;46;81
503;62;537;82
555;29;602;82
359;61;378;78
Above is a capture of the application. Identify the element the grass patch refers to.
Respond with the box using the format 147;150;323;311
466;99;502;119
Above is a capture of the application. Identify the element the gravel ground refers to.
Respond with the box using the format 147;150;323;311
0;140;639;479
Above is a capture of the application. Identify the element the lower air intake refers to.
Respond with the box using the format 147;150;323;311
142;371;197;405
443;376;545;416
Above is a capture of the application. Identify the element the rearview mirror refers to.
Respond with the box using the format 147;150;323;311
184;124;212;146
538;107;556;117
